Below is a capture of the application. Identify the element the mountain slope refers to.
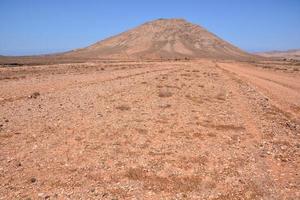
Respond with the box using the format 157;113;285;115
65;18;253;60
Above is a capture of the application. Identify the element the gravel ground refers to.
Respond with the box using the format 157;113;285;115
0;60;299;199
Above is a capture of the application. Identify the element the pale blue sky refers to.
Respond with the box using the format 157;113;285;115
0;0;300;55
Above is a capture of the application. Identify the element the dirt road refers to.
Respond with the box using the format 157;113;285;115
0;60;299;199
218;61;300;120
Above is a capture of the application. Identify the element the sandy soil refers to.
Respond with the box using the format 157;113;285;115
0;60;299;199
218;61;300;120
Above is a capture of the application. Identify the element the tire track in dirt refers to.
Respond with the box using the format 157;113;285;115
251;74;300;91
218;62;300;121
216;64;279;198
216;65;261;141
97;67;184;102
0;65;180;105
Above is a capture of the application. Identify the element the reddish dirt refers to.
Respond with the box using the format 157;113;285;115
218;61;300;120
0;59;299;199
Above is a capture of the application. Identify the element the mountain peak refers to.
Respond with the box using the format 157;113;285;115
142;18;200;29
148;18;188;23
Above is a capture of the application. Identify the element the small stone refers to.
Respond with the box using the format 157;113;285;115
102;192;108;197
159;104;171;109
4;119;9;123
29;92;40;99
281;145;288;150
260;154;266;158
38;193;44;198
90;188;95;193
30;177;36;183
16;162;22;167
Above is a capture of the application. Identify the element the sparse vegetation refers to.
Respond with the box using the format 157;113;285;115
116;105;131;111
158;90;173;98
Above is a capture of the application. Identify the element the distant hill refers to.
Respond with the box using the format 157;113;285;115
256;49;300;61
64;18;254;60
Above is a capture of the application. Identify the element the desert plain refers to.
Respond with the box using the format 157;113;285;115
0;58;299;199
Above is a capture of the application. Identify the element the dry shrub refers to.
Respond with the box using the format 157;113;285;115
158;90;173;98
116;105;131;111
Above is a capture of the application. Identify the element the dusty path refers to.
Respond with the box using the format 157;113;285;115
0;60;299;199
217;62;300;120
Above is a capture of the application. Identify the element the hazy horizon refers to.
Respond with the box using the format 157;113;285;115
1;0;300;56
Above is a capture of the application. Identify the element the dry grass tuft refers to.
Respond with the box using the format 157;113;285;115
158;90;173;98
116;105;131;111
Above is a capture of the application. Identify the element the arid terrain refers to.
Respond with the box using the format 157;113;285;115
256;49;300;61
0;19;299;199
0;58;299;199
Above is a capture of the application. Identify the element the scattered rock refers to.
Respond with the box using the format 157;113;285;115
38;193;44;198
30;177;37;183
280;145;288;151
285;122;296;130
29;92;40;99
90;188;95;193
159;104;171;108
16;161;22;167
102;192;108;197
